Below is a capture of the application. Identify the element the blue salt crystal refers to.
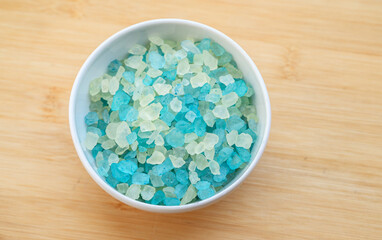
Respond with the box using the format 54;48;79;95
173;84;183;96
175;120;194;133
162;69;177;81
183;94;195;104
111;90;131;111
227;153;243;170
164;197;181;206
102;109;110;123
111;163;130;183
218;52;232;66
175;169;189;185
197;187;215;200
197;38;211;51
122;71;135;83
160;93;175;105
148;51;165;69
195;181;211;190
143;75;153;86
97;120;107;135
236;147;251;162
243;129;257;142
213;163;230;182
97;164;109;177
132;172;150;185
118;160;138;175
161;172;178;187
187;104;201;117
194;118;207;137
87;126;102;136
165;128;185;148
187;51;194;63
126;107;139;122
138;145;147;152
222;83;236;95
152;158;174;176
202;65;210;74
124;150;137;159
92;144;103;158
151;190;165;205
85;112;99;125
200;83;212;94
226;115;246;132
215;119;226;129
126;132;137;144
209;67;228;80
234;80;248;97
175;184;188;199
106;173;119;188
217;147;234;164
160;111;175;126
107;59;122;76
205;94;220;103
211;42;225;57
102;149;112;160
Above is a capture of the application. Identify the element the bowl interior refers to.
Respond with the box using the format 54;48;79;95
71;19;270;212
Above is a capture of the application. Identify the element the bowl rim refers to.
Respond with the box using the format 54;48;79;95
69;18;271;213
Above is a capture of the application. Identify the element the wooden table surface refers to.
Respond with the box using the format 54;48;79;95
1;0;382;239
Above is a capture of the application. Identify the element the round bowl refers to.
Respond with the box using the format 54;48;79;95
69;19;271;213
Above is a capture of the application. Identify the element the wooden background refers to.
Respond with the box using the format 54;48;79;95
1;0;382;239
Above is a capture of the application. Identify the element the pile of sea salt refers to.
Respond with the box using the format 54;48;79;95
84;37;258;206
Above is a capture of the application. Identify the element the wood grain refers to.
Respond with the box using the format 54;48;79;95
1;0;382;239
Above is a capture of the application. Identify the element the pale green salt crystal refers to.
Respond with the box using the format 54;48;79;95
177;58;190;75
97;135;108;144
163;187;177;198
212;105;230;119
153;119;169;132
90;94;101;102
204;149;215;160
116;183;129;194
139;94;155;107
210;87;222;97
95;152;104;167
189;171;200;184
115;146;128;155
189;64;202;73
115;122;131;148
89;77;102;96
160;44;175;54
235;97;242;107
124;55;143;69
193;53;204;65
101;139;116;149
128;44;147;55
170;97;182;112
137;152;147;164
141;185;156;200
209;160;220;175
147;131;159;145
147;68;163;78
109;77;119;95
154;145;167;155
185;141;197;155
180;185;197;205
195;155;208;170
175;49;187;60
148;42;158;52
135;62;147;77
109;111;120;123
228;106;242;117
226;130;239;146
245;85;254;97
126;184;141;199
203;110;216;127
115;66;125;80
155;134;164;146
153;83;172;95
194;142;206;154
235;133;253;149
138;130;152;139
222;92;239;107
164;53;178;67
169;155;186;168
149;171;164;187
203;133;219;150
188;161;197;172
147;151;165;165
185;133;198;143
131;141;138;151
203;50;218;70
224;63;243;78
101;79;109;93
181;78;190;86
190;72;209;88
84;132;99;150
149;36;164;46
108;153;119;165
219;74;235;86
139;103;163;121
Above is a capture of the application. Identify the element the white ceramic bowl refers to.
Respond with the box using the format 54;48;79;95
69;19;271;213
